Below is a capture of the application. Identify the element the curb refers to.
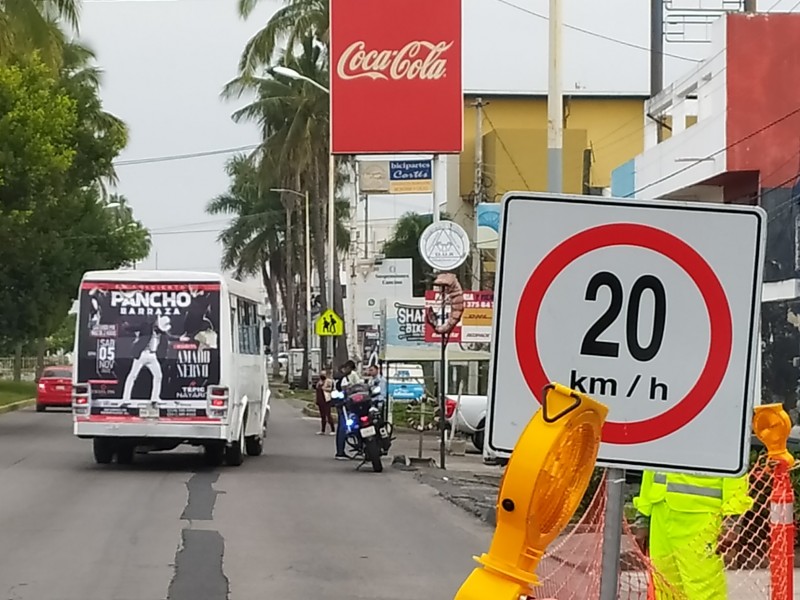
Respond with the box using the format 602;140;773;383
0;398;35;415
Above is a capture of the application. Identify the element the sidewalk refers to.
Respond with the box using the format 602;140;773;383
390;428;504;525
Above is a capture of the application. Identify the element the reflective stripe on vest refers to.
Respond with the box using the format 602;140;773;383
653;473;723;499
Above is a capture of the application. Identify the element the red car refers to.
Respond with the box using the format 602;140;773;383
36;366;73;412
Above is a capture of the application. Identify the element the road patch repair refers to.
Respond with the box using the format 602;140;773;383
168;471;229;600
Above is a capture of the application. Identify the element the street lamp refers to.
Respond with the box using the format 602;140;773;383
271;187;313;356
267;65;336;360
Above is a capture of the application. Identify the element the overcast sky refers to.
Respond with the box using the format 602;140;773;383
77;0;795;273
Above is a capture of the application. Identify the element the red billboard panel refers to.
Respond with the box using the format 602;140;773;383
329;0;463;155
424;290;494;344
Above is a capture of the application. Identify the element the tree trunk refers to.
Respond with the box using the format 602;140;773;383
312;161;329;370
283;199;296;352
299;263;310;389
35;337;46;380
12;342;22;382
261;262;282;379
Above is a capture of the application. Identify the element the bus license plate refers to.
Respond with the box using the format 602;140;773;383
139;407;159;419
360;425;376;438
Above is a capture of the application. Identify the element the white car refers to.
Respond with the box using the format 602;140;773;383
445;394;488;451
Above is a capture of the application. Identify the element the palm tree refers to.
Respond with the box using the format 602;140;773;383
207;155;287;377
0;0;81;67
59;38;128;191
235;0;327;75
223;36;340;366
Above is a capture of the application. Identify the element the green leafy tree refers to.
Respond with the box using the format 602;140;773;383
0;52;149;379
0;57;77;211
48;311;76;354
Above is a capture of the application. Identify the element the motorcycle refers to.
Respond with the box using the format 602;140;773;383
332;383;394;472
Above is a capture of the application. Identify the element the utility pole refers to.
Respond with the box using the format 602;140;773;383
328;153;336;364
547;0;563;193
651;0;665;141
472;98;486;289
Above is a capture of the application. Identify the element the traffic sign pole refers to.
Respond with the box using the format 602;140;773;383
599;467;625;600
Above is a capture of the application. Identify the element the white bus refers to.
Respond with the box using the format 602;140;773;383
72;270;270;466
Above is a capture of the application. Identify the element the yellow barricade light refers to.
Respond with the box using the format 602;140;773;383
753;403;794;467
454;383;609;600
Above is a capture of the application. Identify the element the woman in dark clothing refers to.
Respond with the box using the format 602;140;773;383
315;371;335;435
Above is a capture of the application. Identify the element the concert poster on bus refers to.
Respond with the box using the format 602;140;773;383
76;281;221;413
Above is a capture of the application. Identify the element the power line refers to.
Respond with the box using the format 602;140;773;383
493;0;700;63
113;144;259;167
625;103;800;197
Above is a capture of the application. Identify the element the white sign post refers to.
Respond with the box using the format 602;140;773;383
488;193;766;476
419;220;470;470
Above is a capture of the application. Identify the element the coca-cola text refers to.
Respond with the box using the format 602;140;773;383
336;40;452;82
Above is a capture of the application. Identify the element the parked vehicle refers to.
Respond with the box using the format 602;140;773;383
445;394;488;451
387;363;425;401
72;270;271;466
335;383;394;472
36;366;73;412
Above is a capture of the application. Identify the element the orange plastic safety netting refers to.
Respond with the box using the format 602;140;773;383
526;453;795;599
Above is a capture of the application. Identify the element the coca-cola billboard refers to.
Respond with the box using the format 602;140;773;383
330;0;462;155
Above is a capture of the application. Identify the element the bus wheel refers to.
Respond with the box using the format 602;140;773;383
245;418;266;457
93;438;114;464
225;424;245;466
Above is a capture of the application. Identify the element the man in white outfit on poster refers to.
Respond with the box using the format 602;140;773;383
122;316;187;402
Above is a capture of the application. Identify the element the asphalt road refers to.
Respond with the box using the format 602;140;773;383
0;400;490;600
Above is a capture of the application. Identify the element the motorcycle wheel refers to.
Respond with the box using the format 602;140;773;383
364;438;383;473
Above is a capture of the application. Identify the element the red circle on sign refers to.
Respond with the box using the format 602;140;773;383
515;223;733;445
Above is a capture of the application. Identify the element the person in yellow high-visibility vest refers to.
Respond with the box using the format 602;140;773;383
632;470;753;599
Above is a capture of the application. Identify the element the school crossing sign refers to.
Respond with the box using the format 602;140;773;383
315;309;344;337
488;193;766;476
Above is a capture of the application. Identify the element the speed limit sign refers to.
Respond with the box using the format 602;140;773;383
487;193;766;476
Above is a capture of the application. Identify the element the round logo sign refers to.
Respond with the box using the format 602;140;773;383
419;221;470;271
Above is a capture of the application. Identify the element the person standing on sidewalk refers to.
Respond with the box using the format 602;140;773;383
315;371;335;436
632;470;753;599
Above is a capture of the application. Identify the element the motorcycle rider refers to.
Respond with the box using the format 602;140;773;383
332;360;356;460
366;363;387;411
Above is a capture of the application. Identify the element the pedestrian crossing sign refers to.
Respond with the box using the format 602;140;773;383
315;309;343;337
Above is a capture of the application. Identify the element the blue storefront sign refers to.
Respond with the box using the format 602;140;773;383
388;160;433;193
